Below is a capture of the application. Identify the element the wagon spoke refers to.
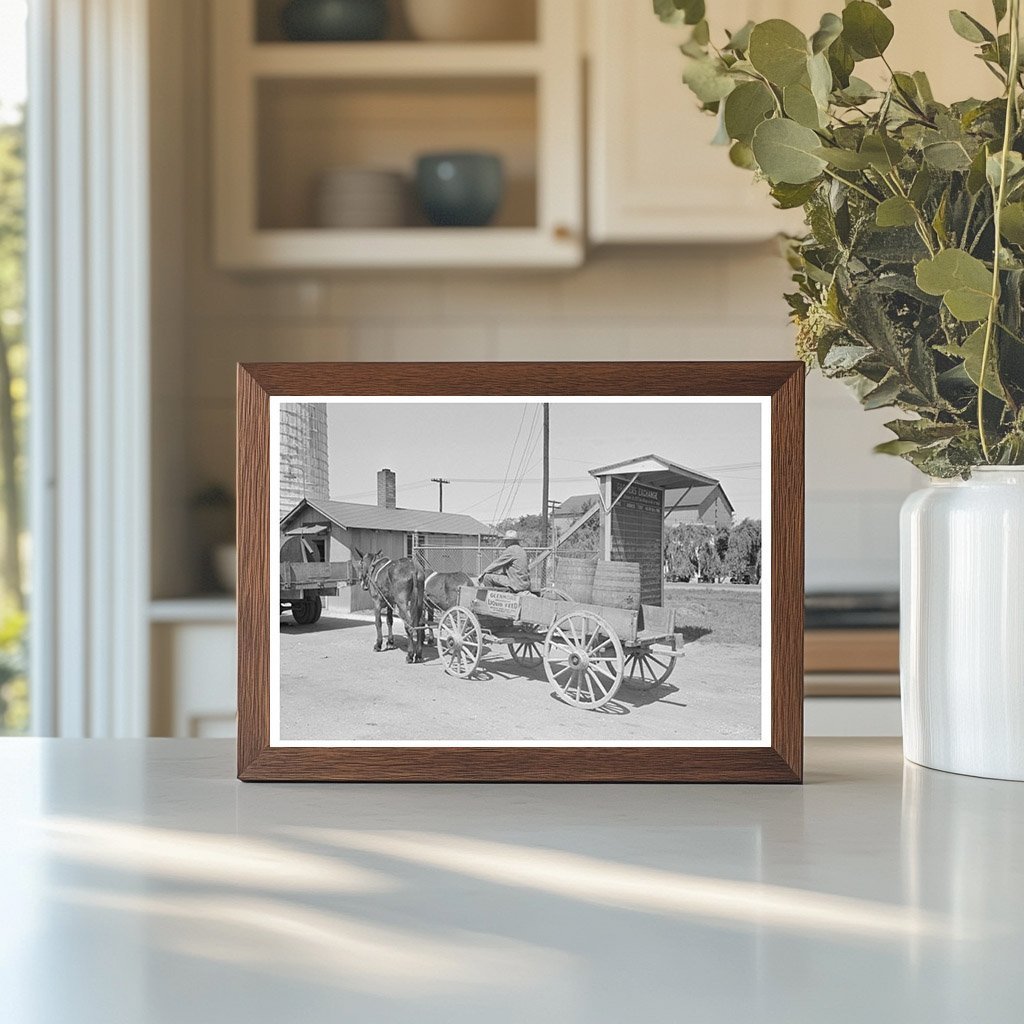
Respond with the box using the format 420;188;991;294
586;669;607;697
552;627;575;650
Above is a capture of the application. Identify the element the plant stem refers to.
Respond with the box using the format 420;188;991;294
979;0;1021;462
822;167;880;205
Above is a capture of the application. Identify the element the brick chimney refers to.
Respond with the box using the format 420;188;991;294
377;468;396;509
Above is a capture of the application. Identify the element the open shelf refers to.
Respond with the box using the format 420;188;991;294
213;0;582;268
257;76;538;232
254;0;539;45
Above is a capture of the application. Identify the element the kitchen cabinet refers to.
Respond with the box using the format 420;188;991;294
211;0;583;269
587;0;814;243
587;0;998;244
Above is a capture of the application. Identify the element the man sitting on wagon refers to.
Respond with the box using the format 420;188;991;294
479;530;531;593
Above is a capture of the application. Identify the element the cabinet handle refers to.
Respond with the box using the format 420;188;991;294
553;224;574;241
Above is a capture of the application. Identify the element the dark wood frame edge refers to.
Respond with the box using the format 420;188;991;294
237;362;804;783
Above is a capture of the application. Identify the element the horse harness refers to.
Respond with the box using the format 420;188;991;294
365;555;396;611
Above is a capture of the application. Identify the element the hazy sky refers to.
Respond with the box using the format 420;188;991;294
324;400;763;523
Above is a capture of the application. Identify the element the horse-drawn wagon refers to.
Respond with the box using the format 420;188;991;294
434;573;683;710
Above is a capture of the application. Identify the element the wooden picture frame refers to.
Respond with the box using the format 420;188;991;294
237;362;804;782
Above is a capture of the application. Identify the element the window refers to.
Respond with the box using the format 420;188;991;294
0;0;27;734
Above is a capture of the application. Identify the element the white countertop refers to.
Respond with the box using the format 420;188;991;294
1;738;1020;1023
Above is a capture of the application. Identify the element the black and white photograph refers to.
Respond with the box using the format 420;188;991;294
270;397;770;747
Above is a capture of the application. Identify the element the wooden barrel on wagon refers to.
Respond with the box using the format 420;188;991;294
591;560;641;610
553;556;598;603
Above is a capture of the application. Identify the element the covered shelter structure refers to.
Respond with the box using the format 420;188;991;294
588;455;722;607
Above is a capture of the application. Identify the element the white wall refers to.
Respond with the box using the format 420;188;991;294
158;0;921;599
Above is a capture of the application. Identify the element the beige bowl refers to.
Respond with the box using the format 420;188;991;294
403;0;535;42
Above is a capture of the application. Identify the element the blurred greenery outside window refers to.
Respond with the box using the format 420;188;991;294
0;0;28;734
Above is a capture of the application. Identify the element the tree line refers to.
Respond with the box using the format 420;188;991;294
665;519;762;585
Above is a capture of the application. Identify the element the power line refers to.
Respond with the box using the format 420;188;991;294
491;405;529;525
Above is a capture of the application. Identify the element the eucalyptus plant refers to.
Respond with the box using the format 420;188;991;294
657;0;1024;475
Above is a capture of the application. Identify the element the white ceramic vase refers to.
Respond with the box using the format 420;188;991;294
900;467;1024;781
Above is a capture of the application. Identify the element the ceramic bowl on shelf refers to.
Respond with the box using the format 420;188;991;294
415;152;504;227
281;0;389;42
315;167;408;229
403;0;534;42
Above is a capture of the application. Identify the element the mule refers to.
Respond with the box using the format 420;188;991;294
422;569;474;645
353;549;426;663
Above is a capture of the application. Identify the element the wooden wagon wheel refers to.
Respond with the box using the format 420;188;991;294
437;606;483;679
292;595;322;626
543;610;624;709
622;647;676;690
507;639;543;669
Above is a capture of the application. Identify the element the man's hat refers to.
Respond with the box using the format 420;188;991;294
504;530;519;541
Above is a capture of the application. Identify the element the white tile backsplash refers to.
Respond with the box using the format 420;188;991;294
182;250;917;592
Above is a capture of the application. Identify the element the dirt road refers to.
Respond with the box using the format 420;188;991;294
279;613;763;744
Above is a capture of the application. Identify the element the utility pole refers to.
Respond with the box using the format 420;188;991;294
431;477;450;513
540;402;550;538
540;403;550;587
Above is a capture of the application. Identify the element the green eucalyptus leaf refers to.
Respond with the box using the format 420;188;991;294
948;10;994;44
748;20;809;86
810;12;843;54
993;0;1008;24
967;144;992;192
653;0;705;26
1000;203;1024;244
885;418;963;443
875;439;922;455
837;76;879;104
784;80;824;129
909;164;934;205
932;190;950;247
814;146;872;170
711;108;731;145
683;57;736;104
827;35;856;88
861;133;904;173
922;140;973;171
724;20;755;53
986;150;1024;190
915;250;994;322
724;81;775;144
913;71;935;104
808;52;833;108
940;326;1006;397
691;19;710;45
842;1;895;59
876;197;918;228
729;140;758;170
863;374;903;409
771;180;820;209
752;118;828;184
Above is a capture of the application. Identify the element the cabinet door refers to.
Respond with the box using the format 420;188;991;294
587;0;808;243
587;0;997;244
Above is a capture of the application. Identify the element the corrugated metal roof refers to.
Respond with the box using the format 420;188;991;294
553;493;599;518
282;498;492;537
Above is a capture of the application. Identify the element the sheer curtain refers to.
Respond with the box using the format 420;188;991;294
28;0;150;736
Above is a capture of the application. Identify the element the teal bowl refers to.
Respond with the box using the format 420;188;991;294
415;153;505;228
281;0;388;42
